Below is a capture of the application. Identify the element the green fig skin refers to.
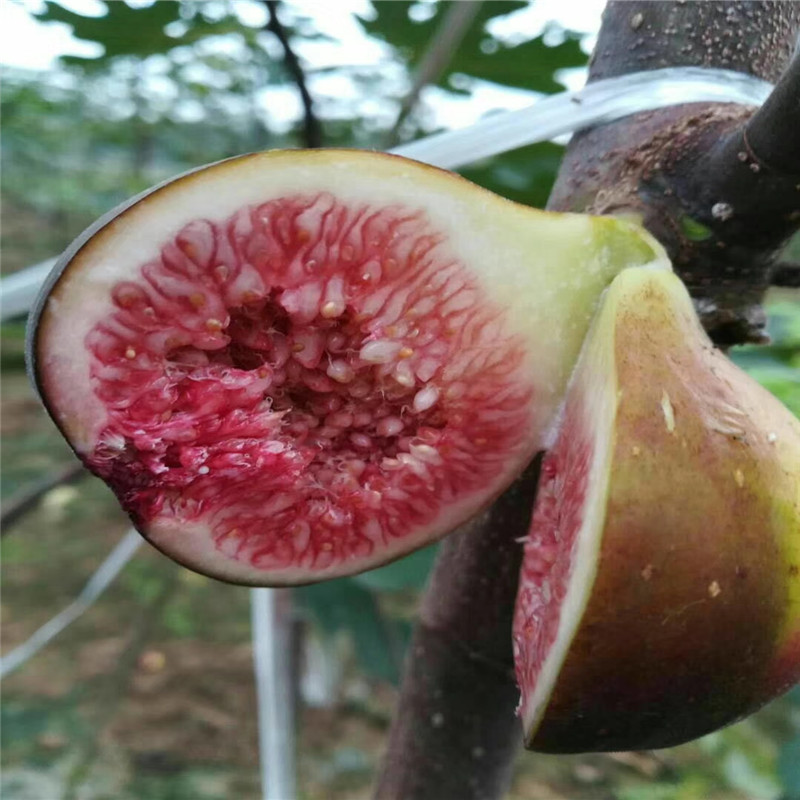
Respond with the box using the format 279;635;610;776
524;269;800;753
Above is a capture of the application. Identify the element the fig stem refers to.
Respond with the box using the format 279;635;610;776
744;50;800;175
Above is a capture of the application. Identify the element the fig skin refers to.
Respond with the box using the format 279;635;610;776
27;149;670;586
519;268;800;753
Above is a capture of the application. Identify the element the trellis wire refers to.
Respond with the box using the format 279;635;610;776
0;529;142;679
0;65;774;800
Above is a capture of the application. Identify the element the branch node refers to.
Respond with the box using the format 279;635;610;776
772;262;800;288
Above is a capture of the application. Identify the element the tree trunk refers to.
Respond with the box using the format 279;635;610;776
374;3;800;798
374;463;540;799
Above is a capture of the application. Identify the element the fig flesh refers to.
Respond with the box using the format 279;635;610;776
514;266;800;752
28;149;667;586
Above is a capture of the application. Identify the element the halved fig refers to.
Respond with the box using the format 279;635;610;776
514;266;800;752
28;149;667;585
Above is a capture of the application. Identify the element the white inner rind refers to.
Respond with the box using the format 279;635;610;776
37;150;664;456
145;484;505;585
519;276;621;740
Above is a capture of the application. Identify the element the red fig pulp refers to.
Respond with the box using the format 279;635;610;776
28;150;667;585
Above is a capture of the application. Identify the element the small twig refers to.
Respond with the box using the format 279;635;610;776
772;262;800;288
264;0;323;149
0;530;143;679
1;460;86;534
745;52;800;174
386;1;483;148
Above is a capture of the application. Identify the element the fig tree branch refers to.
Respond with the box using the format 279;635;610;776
773;262;800;288
0;460;86;534
375;4;800;799
386;1;483;148
264;0;323;149
550;1;800;345
745;49;800;175
374;463;540;800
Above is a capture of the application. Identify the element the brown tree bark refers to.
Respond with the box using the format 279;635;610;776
374;3;800;799
374;463;540;800
551;1;800;345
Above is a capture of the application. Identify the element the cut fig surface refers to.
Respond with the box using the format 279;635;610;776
514;267;800;752
28;149;666;585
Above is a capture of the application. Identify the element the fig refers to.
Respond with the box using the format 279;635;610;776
28;149;667;586
514;266;800;753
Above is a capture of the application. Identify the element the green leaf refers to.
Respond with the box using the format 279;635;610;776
296;579;405;683
784;231;800;262
34;1;252;66
35;1;182;62
616;782;680;800
764;301;800;351
353;544;438;592
360;1;586;94
732;300;800;417
459;141;565;209
732;358;800;416
444;33;586;94
779;736;800;799
358;2;449;61
1;703;51;750
721;749;780;799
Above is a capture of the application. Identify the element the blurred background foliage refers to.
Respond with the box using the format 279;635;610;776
1;1;798;799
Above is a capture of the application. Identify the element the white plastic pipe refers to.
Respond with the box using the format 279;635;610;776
252;588;296;800
0;68;772;323
0;258;57;322
393;66;772;169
